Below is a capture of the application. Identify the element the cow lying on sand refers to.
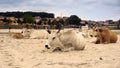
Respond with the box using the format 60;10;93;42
93;25;118;44
45;29;86;52
79;24;97;38
9;28;31;39
9;32;24;39
21;28;58;39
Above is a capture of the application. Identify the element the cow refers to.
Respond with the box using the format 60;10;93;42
92;25;118;44
45;29;86;52
80;24;97;38
21;28;32;39
21;28;58;39
9;32;24;39
29;29;49;39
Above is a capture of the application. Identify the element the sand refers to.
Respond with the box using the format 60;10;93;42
0;29;120;68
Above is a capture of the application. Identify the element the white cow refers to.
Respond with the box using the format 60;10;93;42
21;28;32;39
45;29;86;52
29;30;49;39
81;25;89;38
80;25;98;38
22;28;58;39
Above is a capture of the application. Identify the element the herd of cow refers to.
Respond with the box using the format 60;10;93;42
9;24;118;52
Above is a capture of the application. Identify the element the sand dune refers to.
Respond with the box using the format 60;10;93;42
0;29;120;68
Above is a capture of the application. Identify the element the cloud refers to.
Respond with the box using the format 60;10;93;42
100;0;120;6
0;0;119;20
0;0;24;6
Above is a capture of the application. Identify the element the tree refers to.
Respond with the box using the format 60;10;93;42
3;17;9;24
68;15;81;25
41;18;48;25
65;18;70;26
51;20;58;29
0;11;54;18
22;14;35;24
41;18;47;21
48;19;52;25
58;19;64;25
17;18;22;25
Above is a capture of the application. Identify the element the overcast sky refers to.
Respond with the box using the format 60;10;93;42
0;0;120;21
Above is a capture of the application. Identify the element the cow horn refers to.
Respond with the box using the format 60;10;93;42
46;28;51;34
57;28;61;33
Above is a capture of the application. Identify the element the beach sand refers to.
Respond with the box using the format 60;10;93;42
0;29;120;68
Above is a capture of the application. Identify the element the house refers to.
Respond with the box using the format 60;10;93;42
0;16;4;24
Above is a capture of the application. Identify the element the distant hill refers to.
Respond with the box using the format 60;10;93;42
0;11;54;18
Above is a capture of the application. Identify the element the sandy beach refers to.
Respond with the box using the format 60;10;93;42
0;29;120;68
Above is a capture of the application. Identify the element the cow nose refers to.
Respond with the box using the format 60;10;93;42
21;31;23;33
90;35;93;37
95;35;97;37
45;45;50;49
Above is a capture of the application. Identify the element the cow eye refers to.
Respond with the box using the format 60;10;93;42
27;31;30;32
52;37;56;40
21;31;23;33
95;29;98;32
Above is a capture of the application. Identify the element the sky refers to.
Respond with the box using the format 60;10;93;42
0;0;120;21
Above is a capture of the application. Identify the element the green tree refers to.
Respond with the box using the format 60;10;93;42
51;20;58;28
64;18;70;26
22;14;35;24
68;15;81;25
52;20;57;25
58;19;64;25
51;19;63;29
17;18;22;25
48;19;52;25
41;18;47;21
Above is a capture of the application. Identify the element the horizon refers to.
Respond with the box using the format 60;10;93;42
0;0;120;21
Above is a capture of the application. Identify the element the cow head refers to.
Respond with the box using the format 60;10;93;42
21;28;33;38
45;29;63;51
90;25;103;37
